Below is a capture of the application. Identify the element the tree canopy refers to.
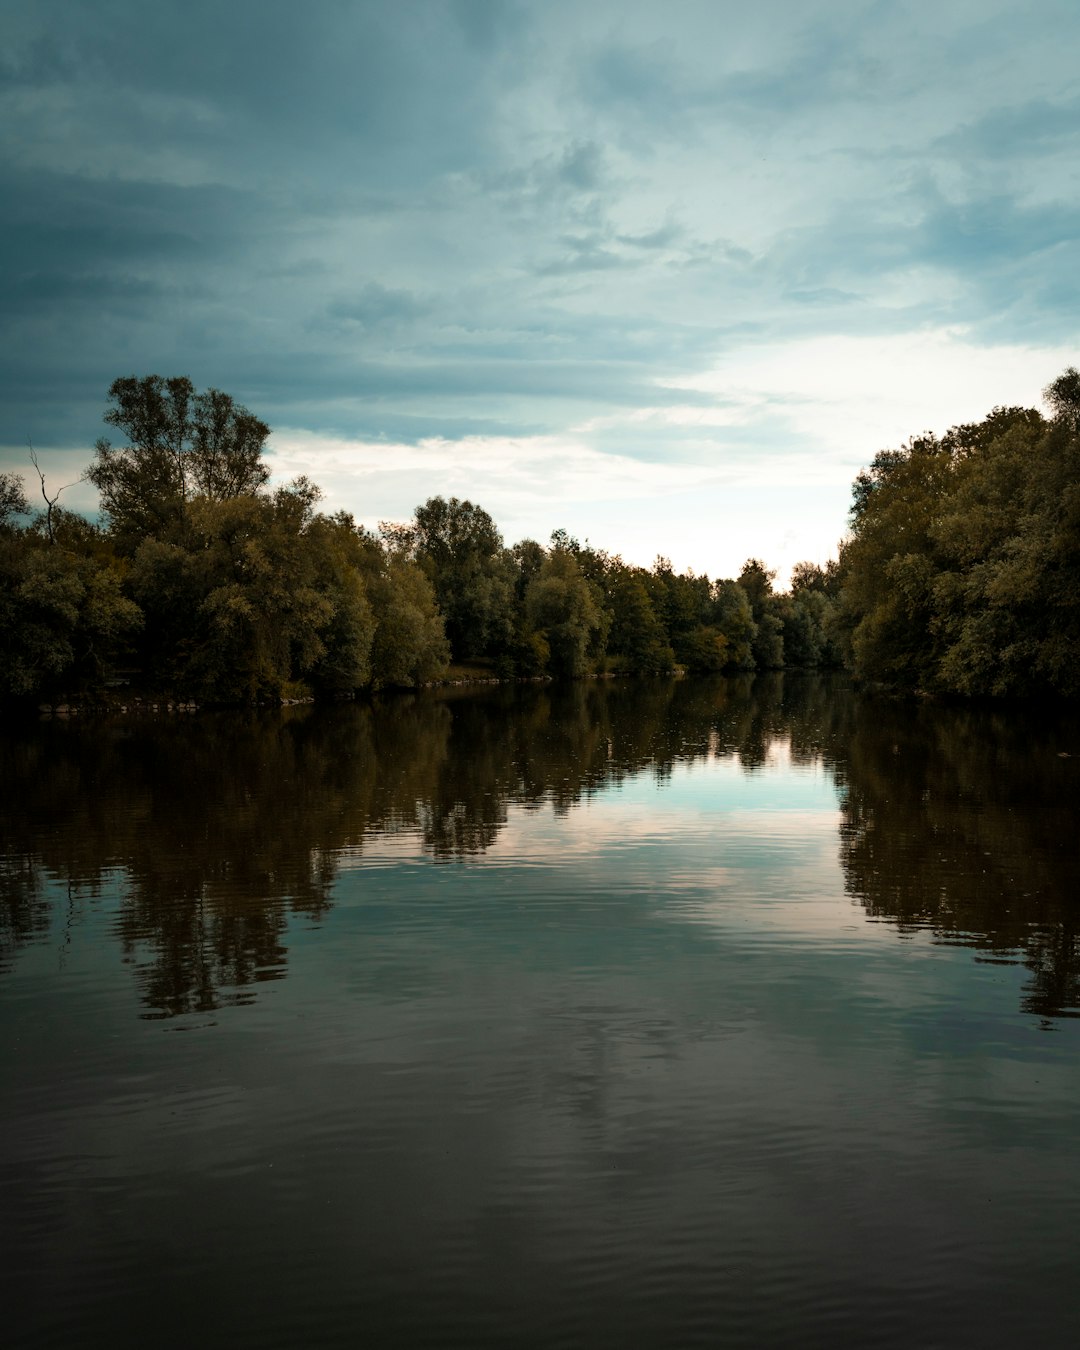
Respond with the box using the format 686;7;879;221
835;379;1080;696
22;366;1080;704
88;375;271;548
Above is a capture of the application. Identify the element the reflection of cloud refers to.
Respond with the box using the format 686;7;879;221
348;753;849;939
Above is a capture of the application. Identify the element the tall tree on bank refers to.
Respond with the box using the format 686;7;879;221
836;370;1080;695
87;376;270;549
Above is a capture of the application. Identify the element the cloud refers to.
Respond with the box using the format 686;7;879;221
326;283;432;329
2;0;1079;577
660;329;1079;463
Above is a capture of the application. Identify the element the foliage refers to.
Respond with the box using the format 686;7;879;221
524;541;607;677
2;373;863;704
836;377;1080;696
0;472;30;527
363;551;451;689
706;580;757;670
0;525;140;698
404;495;515;661
605;568;674;673
87;375;270;550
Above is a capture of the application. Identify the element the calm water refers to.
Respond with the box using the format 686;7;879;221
2;675;1079;1349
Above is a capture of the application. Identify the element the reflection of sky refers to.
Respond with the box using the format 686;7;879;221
346;746;848;945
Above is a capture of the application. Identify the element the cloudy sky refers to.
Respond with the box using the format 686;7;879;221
3;0;1078;580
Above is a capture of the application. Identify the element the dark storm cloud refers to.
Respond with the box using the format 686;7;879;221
1;0;1078;496
938;96;1080;160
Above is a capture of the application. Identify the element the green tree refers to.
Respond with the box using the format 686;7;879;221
524;542;607;677
836;382;1080;696
679;624;731;672
737;559;784;668
709;580;756;669
605;566;674;673
360;541;450;689
406;496;514;661
0;472;30;527
0;509;140;699
87;376;270;550
781;562;842;667
836;436;954;689
128;480;368;703
1044;367;1080;428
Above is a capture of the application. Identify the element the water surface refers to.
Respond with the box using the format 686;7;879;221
3;676;1079;1348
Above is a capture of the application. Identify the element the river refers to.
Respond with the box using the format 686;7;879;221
2;674;1079;1348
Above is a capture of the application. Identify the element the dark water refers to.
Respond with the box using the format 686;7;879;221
2;675;1079;1349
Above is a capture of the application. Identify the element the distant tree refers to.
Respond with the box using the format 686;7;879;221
737;558;775;613
357;537;450;689
303;512;376;695
128;478;373;703
835;435;954;689
646;557;706;658
784;562;842;666
790;560;840;598
187;387;273;500
509;538;546;603
679;624;730;672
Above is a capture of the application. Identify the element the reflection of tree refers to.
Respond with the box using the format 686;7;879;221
0;705;449;1014
836;697;1080;1020
3;675;1077;1021
0;857;49;975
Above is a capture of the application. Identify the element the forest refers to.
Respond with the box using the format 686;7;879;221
1;369;1078;704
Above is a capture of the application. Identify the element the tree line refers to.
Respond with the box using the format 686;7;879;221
0;375;841;704
3;366;1077;703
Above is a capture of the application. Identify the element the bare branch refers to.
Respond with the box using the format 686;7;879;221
28;437;77;545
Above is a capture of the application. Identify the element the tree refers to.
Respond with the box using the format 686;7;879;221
709;580;756;669
836;376;1080;696
525;544;606;677
1045;367;1080;428
27;445;76;545
0;472;29;529
0;527;140;698
790;560;840;598
407;496;514;661
188;387;272;499
127;480;374;703
366;555;451;688
606;567;674;673
87;376;270;549
737;559;784;668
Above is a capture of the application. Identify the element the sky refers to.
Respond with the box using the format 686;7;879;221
3;0;1079;582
